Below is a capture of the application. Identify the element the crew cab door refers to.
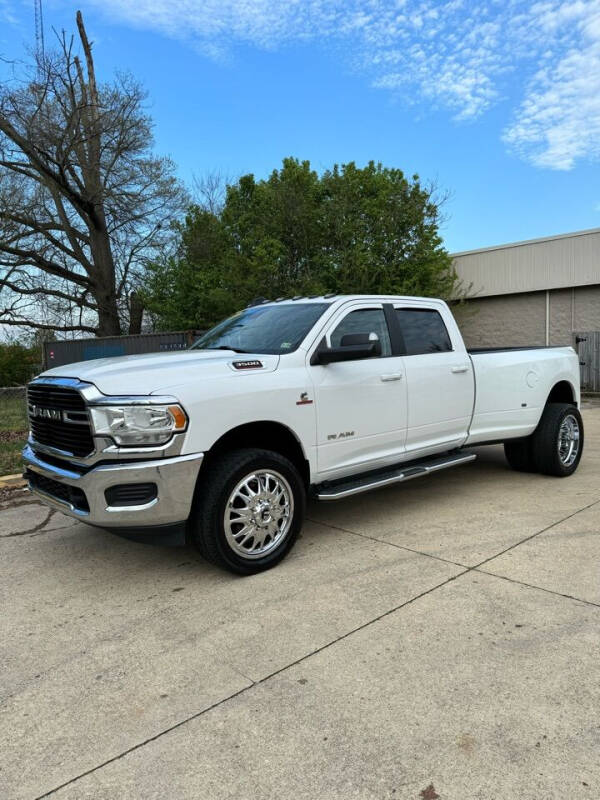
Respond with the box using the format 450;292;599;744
309;303;407;479
393;304;474;455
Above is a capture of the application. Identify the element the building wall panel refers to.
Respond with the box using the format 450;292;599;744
453;228;600;298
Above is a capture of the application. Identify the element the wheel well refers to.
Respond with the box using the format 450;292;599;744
201;421;310;488
547;380;576;406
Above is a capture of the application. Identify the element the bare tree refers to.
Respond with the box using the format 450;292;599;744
0;11;187;336
191;170;233;215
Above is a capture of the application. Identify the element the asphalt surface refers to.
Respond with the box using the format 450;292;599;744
2;406;599;799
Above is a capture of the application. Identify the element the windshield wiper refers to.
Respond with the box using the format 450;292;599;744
200;346;249;354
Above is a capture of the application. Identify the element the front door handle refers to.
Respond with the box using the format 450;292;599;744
380;373;403;382
451;365;470;374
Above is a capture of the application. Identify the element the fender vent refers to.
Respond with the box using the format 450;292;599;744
105;483;158;507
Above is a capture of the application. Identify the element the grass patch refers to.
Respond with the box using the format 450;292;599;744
0;393;28;432
0;393;28;475
0;440;26;475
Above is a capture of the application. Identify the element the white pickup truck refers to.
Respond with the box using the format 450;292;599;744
24;295;583;574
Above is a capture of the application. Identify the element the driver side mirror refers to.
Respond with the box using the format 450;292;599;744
311;332;382;365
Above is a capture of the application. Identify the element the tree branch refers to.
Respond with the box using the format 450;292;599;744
0;243;91;287
0;115;95;221
0;315;97;333
0;278;97;309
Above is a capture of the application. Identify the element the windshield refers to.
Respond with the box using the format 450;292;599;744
190;303;330;355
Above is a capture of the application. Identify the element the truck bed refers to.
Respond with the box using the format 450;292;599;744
466;344;578;445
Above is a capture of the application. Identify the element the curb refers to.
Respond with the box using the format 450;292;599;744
0;473;26;490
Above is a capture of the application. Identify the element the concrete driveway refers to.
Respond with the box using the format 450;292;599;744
2;408;599;800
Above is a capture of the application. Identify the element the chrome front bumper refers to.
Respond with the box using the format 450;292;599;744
23;443;204;529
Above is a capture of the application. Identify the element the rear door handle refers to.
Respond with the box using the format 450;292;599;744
451;365;469;374
380;373;403;382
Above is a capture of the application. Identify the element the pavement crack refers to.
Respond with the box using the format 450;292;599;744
35;681;256;799
310;494;600;577
474;568;600;609
306;516;468;569
471;496;600;571
1;506;54;538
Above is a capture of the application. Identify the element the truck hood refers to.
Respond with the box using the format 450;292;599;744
39;350;280;396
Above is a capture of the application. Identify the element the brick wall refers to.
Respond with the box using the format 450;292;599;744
453;285;600;349
574;285;600;331
453;291;546;348
549;289;572;345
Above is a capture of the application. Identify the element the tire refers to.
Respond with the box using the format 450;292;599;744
190;448;306;575
530;402;584;477
504;438;537;472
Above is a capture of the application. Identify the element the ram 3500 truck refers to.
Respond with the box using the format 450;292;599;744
24;295;583;574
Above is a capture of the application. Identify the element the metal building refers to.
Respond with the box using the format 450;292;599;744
452;227;600;391
44;331;201;370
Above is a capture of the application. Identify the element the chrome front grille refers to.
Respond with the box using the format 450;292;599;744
27;384;95;458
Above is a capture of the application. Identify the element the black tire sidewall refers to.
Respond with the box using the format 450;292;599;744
534;403;584;477
504;438;536;472
194;449;306;574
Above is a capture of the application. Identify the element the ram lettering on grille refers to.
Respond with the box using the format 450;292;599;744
27;385;94;457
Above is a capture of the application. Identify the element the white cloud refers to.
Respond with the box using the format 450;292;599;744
61;0;600;169
503;41;600;169
503;2;600;169
0;0;19;27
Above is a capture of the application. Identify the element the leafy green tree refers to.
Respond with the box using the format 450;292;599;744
143;158;458;330
143;207;235;331
319;162;455;298
222;160;325;298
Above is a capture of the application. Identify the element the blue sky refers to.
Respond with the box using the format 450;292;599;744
1;0;599;252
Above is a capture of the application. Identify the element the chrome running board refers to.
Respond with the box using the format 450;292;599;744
315;451;476;501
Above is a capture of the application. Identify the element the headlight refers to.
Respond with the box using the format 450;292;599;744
89;404;187;446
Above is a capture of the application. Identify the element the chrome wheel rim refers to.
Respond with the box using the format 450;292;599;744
224;470;294;559
558;414;580;467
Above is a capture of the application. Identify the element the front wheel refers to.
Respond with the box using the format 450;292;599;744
190;448;306;574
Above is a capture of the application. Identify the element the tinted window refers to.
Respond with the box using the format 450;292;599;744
330;309;392;356
191;303;330;355
396;308;452;355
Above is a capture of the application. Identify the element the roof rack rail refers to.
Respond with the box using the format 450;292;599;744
323;292;337;298
291;295;303;301
247;296;269;307
274;297;285;302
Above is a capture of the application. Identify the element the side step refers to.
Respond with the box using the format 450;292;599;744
315;451;476;501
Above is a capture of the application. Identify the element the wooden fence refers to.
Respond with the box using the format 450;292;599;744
575;331;600;393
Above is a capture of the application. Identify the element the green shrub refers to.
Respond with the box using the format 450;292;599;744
0;343;39;386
